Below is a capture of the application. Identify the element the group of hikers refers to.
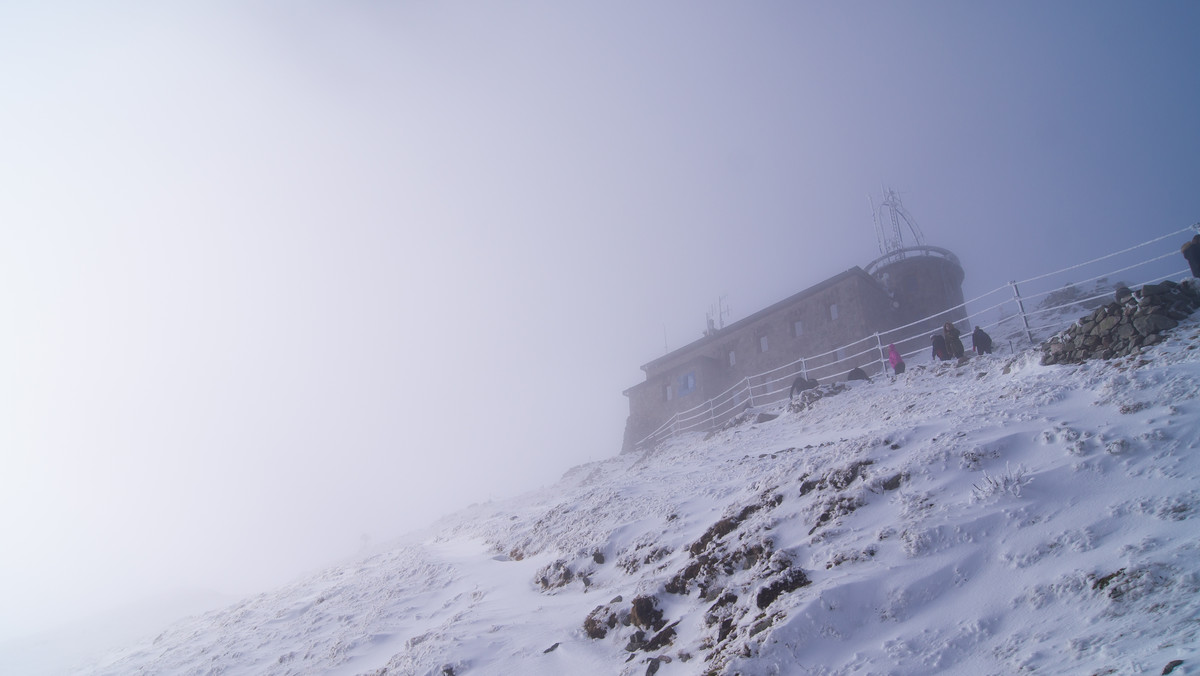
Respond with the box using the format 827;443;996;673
789;322;995;399
930;322;992;362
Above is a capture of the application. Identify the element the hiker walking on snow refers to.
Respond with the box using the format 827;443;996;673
1182;234;1200;278
888;344;906;375
972;326;994;355
931;334;950;361
943;322;965;360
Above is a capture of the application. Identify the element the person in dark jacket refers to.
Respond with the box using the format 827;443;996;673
1182;234;1200;277
847;367;871;382
972;326;994;355
789;376;818;399
943;322;965;359
931;333;950;361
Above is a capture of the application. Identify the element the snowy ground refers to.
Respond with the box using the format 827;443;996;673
35;316;1200;675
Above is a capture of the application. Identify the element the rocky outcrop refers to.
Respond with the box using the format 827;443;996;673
1041;280;1199;365
786;382;849;413
710;409;781;436
629;595;666;632
584;457;902;673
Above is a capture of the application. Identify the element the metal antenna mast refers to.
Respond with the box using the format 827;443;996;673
704;295;731;336
869;193;886;257
871;187;925;255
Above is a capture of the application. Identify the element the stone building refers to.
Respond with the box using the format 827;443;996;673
622;246;966;451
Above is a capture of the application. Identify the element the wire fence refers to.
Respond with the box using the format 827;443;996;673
635;224;1199;449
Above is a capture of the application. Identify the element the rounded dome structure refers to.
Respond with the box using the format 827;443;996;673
866;245;966;328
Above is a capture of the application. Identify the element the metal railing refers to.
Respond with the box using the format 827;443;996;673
634;224;1199;450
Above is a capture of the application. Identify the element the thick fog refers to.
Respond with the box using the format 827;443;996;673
1;2;1198;641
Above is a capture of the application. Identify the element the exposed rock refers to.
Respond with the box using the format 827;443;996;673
665;560;703;594
704;592;738;623
535;559;574;590
629;595;666;631
716;617;735;643
825;545;878;569
787;383;849;413
749;616;775;636
828;459;873;490
689;517;742;556
643;621;678;651
583;604;618;639
1041;280;1200;365
619;544;672;574
715;406;783;433
755;567;811;609
808;494;866;535
799;459;874;497
580;461;877;670
1134;313;1177;336
688;495;778;556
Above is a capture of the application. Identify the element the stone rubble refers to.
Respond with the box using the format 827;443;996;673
1041;279;1200;365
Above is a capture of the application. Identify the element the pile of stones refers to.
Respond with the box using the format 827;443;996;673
1041;279;1199;365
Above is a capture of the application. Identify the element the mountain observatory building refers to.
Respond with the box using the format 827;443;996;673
622;192;968;451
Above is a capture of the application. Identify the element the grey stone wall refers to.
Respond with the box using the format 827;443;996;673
1040;279;1199;365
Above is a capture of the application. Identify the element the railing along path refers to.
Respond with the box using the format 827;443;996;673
635;224;1199;449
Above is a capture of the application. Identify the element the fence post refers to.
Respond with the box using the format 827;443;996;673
1009;280;1035;344
708;398;715;430
746;377;755;407
874;332;886;375
800;357;807;379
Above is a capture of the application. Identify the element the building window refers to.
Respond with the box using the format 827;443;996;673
728;350;736;367
665;384;674;401
759;335;769;353
679;371;697;397
829;303;839;320
792;320;804;337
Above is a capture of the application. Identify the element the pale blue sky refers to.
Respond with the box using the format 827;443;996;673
1;1;1197;639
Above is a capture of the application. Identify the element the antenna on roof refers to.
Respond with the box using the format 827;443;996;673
704;295;731;336
871;187;926;255
870;192;885;257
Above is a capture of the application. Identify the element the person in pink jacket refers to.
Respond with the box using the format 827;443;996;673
888;344;906;375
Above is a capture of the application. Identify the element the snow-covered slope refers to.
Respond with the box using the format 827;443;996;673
75;317;1200;676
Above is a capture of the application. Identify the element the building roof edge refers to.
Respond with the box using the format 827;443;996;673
639;266;878;373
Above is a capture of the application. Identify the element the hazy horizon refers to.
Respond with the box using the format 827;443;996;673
2;1;1198;641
